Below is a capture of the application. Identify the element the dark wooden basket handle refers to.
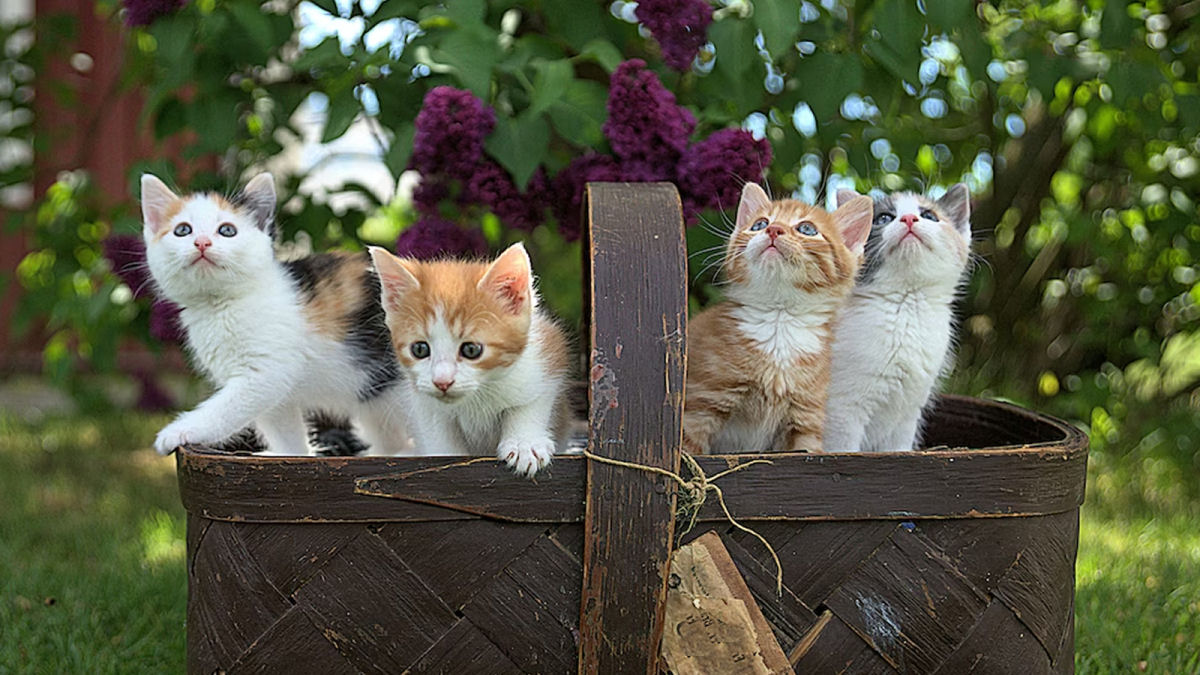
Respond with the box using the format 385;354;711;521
578;182;687;674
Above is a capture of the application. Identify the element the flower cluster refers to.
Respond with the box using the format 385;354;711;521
103;234;184;343
635;0;714;71
409;87;535;251
122;0;187;27
395;216;488;261
556;60;771;232
410;62;770;242
677;128;773;216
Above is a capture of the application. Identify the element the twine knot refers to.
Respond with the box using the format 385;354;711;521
582;449;784;595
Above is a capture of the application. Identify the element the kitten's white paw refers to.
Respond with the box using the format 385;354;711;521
154;419;210;455
497;436;554;478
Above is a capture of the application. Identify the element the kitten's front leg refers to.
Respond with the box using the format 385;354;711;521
497;391;560;478
154;367;301;455
255;406;316;456
681;394;734;455
784;401;825;453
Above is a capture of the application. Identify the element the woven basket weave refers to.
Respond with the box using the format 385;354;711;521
176;183;1087;674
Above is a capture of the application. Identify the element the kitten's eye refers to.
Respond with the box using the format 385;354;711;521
920;209;939;222
173;223;192;237
217;223;237;237
459;342;483;360
874;213;894;226
410;341;430;359
750;218;769;231
796;222;818;236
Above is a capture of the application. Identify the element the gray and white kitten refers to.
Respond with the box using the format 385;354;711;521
823;185;972;452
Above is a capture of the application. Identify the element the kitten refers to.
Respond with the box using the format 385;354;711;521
823;185;973;452
369;243;571;477
683;182;872;454
141;173;409;456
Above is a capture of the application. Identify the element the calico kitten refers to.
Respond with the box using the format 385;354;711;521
141;173;409;455
823;185;973;452
369;243;571;477
683;182;873;454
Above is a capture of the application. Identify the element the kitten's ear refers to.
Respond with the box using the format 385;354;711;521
937;183;971;232
736;182;771;229
479;242;532;315
835;189;861;208
369;246;421;310
236;173;277;232
833;194;873;256
140;174;179;236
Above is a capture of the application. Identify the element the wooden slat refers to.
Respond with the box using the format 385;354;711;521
229;606;360;675
932;600;1052;675
993;511;1079;659
720;533;821;653
293;531;458;674
405;618;523;674
790;611;894;675
824;528;990;672
578;182;687;674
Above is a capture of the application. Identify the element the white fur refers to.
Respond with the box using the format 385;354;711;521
402;313;566;477
824;192;971;452
142;175;409;456
370;243;566;477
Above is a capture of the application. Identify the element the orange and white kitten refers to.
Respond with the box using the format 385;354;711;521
683;183;872;454
369;243;571;477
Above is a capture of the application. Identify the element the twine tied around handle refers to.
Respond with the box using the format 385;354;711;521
581;449;784;595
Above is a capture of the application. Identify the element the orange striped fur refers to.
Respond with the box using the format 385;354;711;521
683;183;873;454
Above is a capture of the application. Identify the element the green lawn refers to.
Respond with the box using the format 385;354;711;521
0;412;1197;673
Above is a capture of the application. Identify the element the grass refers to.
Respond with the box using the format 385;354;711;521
0;411;1198;672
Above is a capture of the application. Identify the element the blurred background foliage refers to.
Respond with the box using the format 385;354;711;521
6;0;1200;508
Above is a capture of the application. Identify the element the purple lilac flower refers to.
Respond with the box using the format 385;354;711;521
135;371;174;411
150;300;184;343
123;0;186;27
677;128;773;221
103;234;151;297
412;176;452;216
603;60;696;170
467;160;536;231
410;87;496;179
551;154;623;241
635;0;714;71
395;216;488;260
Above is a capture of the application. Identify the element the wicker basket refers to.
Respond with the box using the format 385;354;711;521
176;183;1088;674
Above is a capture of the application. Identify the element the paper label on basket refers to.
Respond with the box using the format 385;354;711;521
660;532;793;675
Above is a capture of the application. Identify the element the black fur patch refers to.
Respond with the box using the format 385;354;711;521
284;253;344;298
348;267;402;401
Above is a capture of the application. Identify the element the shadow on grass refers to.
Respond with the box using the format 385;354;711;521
0;412;187;672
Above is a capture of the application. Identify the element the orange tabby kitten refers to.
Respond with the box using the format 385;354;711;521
369;243;571;477
683;182;872;454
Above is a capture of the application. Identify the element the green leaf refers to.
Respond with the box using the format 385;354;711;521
385;124;416;178
485;114;550;187
957;18;991;78
1100;0;1133;50
754;0;801;60
187;89;243;152
577;39;623;73
865;0;924;81
529;59;575;116
148;15;194;86
294;36;345;72
369;0;421;25
153;97;187;139
792;51;862;121
226;0;278;63
709;18;755;79
924;2;973;30
322;88;360;143
547;79;607;147
544;0;605;47
445;0;485;25
306;0;339;15
437;25;498;99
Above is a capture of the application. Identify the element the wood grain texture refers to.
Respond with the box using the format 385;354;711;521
578;182;688;674
178;396;1087;525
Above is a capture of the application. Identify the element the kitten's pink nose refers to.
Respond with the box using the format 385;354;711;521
765;224;785;239
434;378;454;393
194;236;213;252
899;214;918;228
